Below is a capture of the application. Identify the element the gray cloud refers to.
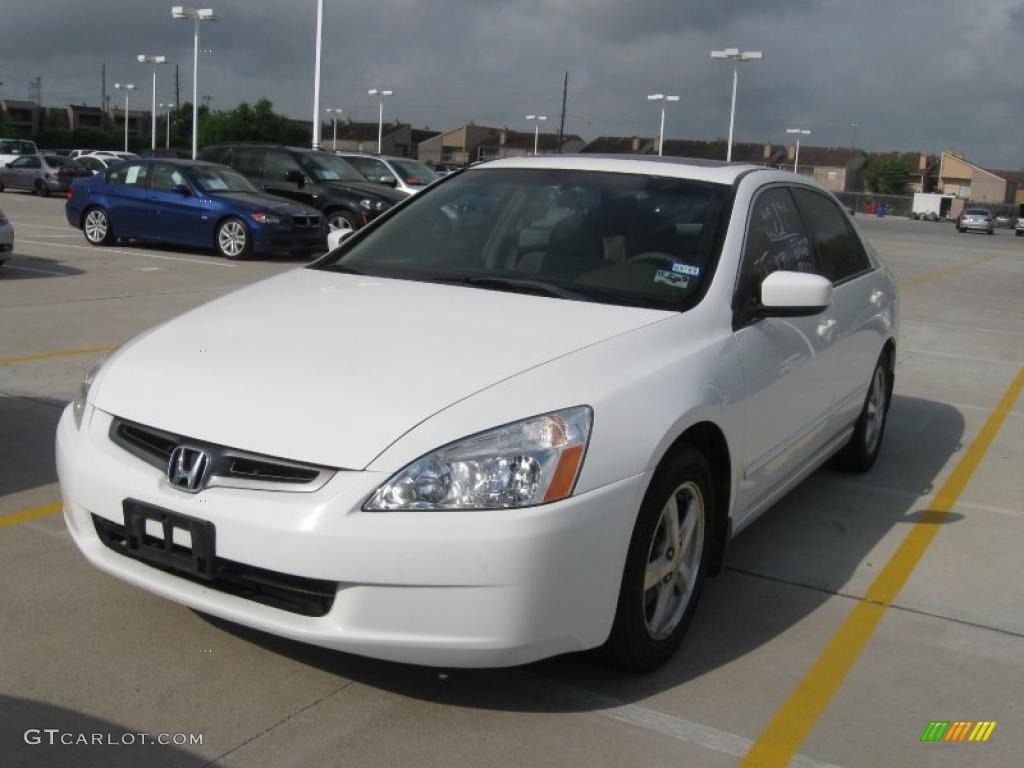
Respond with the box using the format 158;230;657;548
1;0;1021;168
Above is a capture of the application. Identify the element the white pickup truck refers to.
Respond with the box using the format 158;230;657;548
0;138;38;168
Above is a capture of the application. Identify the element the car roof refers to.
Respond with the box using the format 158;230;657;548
477;154;769;184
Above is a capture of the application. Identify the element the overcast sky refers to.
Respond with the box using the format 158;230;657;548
2;0;1022;168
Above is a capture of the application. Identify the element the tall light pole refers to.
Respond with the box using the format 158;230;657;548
114;83;136;152
850;121;859;150
312;0;325;149
368;88;394;154
646;94;679;156
710;48;763;162
137;54;166;150
172;6;218;159
325;107;342;150
786;128;811;173
159;103;172;148
525;114;548;155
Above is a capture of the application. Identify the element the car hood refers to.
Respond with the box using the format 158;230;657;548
212;192;319;217
320;180;406;203
92;268;671;470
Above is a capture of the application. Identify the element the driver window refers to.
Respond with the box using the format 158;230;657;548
151;164;187;192
264;150;302;181
740;187;816;303
347;157;396;184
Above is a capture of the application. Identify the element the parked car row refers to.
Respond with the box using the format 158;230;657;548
0;154;91;196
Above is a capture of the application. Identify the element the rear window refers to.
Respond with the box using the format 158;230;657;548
965;208;990;215
44;156;66;167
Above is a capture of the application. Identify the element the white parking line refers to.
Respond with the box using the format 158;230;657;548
513;675;845;768
10;223;77;232
905;348;1022;367
16;239;236;268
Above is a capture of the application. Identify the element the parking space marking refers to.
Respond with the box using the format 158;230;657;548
0;502;62;528
0;346;113;367
1;264;73;276
738;367;1024;768
898;252;1006;289
905;347;1023;367
16;239;237;268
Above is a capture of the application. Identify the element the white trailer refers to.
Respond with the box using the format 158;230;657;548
912;193;955;220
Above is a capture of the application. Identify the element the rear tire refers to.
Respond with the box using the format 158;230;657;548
326;210;361;237
82;207;115;246
35;180;50;197
215;217;253;260
835;350;893;473
603;446;714;672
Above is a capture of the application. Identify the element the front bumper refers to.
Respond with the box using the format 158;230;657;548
56;406;648;667
251;224;326;258
961;220;993;232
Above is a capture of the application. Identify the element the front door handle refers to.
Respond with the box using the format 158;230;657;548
817;318;837;337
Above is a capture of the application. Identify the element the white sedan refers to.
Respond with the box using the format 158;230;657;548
56;156;898;670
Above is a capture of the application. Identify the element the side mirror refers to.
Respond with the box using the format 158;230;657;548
383;176;399;188
285;170;305;186
172;183;191;196
758;271;832;317
327;228;353;250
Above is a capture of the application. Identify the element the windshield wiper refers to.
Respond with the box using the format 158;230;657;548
429;275;592;301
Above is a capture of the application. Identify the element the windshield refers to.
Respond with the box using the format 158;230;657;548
391;159;438;186
316;168;731;311
298;152;365;182
190;166;258;193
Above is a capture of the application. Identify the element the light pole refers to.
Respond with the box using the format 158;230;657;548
646;94;679;156
137;54;166;150
172;6;218;159
710;48;764;162
368;88;394;154
850;121;859;151
114;83;136;152
312;0;325;149
525;114;548;155
325;107;342;150
159;103;172;148
786;128;811;173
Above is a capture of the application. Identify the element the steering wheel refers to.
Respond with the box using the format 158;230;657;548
625;252;674;267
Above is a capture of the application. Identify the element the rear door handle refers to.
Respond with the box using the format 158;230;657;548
817;318;837;337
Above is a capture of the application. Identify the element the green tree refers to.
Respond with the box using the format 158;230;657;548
198;98;308;147
863;158;909;194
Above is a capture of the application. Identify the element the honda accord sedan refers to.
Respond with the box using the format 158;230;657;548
66;159;326;259
56;156;898;670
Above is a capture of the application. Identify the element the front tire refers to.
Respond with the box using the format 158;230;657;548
82;207;115;246
35;179;50;197
835;351;892;473
325;210;361;237
604;446;714;671
215;217;252;260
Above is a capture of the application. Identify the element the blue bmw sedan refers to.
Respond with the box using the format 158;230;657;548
66;159;326;259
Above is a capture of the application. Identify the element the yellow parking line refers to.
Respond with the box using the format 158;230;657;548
0;346;113;367
899;252;1005;289
0;502;63;528
739;366;1024;768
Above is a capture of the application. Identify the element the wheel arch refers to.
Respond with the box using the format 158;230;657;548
654;420;733;576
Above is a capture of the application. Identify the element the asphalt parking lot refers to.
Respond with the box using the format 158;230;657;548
1;189;1021;768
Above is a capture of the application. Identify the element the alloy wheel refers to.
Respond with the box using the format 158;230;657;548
643;481;705;640
327;214;356;234
218;220;247;257
863;366;887;454
84;210;108;243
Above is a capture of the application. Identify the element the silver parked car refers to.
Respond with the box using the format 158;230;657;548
0;154;88;197
957;207;994;235
0;206;12;268
335;152;440;197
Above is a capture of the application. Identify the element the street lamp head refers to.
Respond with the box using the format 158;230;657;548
647;93;665;101
723;47;740;57
196;8;217;20
171;5;188;18
114;83;136;91
785;128;811;135
368;88;394;97
138;54;168;64
666;95;680;103
741;51;764;61
711;48;762;61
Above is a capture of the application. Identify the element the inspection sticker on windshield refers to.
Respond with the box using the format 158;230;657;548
671;263;701;277
655;270;689;289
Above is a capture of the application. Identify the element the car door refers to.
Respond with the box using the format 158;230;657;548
261;149;317;207
146;163;207;247
7;155;40;189
732;185;841;519
791;187;890;428
0;156;26;187
103;162;152;238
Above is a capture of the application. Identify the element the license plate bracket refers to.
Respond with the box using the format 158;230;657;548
122;499;216;580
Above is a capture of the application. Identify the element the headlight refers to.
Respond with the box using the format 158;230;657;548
250;212;282;224
72;359;105;429
359;198;388;212
365;406;592;511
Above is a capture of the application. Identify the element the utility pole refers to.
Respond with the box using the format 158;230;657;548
101;62;106;117
174;64;181;111
557;71;568;152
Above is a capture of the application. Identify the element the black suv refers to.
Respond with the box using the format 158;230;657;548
199;144;405;234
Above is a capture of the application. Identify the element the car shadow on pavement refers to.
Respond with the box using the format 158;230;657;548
0;695;205;768
0;256;85;280
0;396;65;497
109;240;325;265
197;393;964;712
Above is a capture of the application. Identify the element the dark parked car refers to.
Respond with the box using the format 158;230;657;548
0;154;89;196
65;159;326;259
199;144;405;235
